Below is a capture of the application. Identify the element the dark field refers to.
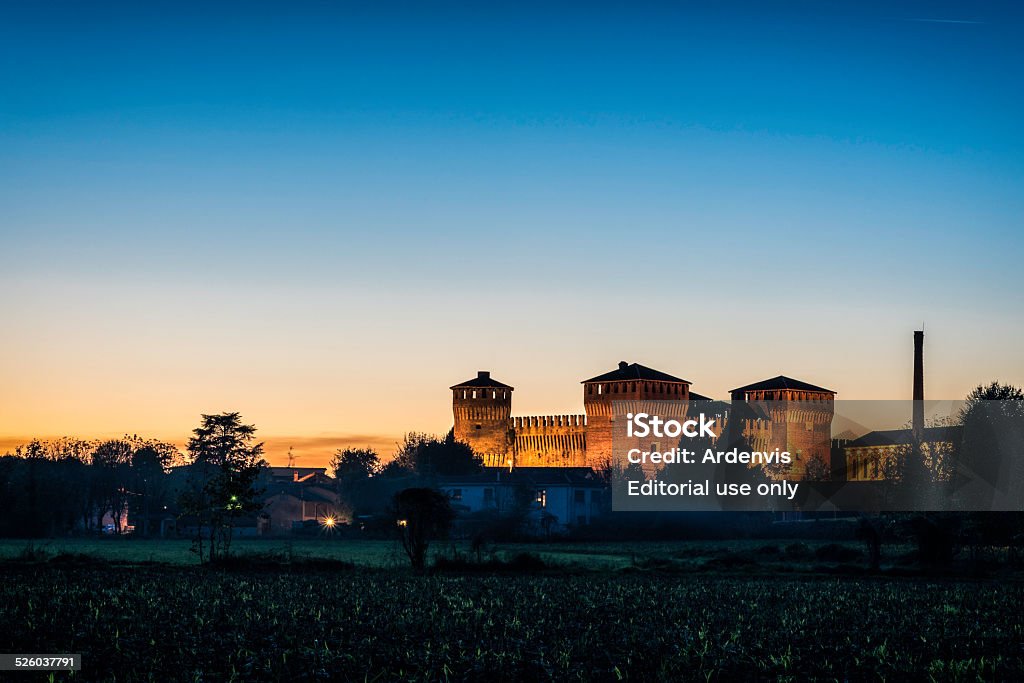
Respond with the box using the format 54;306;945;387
2;562;1022;682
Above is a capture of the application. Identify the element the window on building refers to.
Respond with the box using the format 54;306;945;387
474;424;481;430
535;489;547;507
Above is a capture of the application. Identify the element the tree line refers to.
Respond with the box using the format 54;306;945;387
0;435;180;537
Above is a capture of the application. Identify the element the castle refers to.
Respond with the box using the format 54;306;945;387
451;361;836;479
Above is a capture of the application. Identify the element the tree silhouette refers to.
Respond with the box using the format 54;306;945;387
392;487;455;572
92;439;134;534
954;382;1024;510
330;447;381;481
803;453;831;481
330;447;381;517
390;430;482;477
129;440;179;536
180;413;267;563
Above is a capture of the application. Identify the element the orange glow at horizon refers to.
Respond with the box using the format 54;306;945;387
2;281;1022;469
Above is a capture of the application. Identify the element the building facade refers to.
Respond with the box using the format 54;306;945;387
437;467;605;532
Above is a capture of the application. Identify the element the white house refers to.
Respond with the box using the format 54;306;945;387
438;467;606;530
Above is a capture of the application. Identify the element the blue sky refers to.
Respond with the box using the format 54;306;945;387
1;1;1022;462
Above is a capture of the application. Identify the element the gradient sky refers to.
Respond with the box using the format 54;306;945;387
2;1;1022;466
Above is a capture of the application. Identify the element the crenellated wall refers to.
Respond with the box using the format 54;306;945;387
511;414;588;467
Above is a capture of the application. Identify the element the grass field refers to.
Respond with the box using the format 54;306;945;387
0;537;891;571
1;563;1021;681
3;538;1023;680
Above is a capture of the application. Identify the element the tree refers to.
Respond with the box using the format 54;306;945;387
179;413;267;564
20;438;96;535
958;382;1024;422
392;487;456;572
613;460;649;505
330;447;380;482
330;447;381;518
855;517;883;571
92;439;135;534
390;432;433;473
803;453;831;481
390;431;482;477
954;382;1024;510
876;440;934;509
129;439;179;537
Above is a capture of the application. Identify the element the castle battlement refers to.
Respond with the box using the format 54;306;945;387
511;414;587;430
511;412;588;467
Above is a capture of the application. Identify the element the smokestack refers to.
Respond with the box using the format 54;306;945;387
913;330;924;440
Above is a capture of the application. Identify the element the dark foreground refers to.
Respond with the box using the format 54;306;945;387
1;564;1021;681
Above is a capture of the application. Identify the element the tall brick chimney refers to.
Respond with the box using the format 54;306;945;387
913;330;924;440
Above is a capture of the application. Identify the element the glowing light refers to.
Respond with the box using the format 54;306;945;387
321;515;337;528
397;519;408;527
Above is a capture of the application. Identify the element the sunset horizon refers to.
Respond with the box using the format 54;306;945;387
4;330;1018;468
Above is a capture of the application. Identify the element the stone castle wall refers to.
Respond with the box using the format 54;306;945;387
511;415;587;467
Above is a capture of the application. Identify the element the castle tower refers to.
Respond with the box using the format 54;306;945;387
582;361;691;470
730;376;835;479
451;371;513;467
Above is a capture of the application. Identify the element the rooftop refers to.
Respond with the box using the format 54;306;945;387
847;426;962;449
263;482;339;504
730;375;835;395
450;370;514;390
582;361;690;385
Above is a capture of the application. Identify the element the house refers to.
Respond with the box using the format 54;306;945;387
844;426;961;481
260;477;343;534
266;466;334;486
437;466;606;531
